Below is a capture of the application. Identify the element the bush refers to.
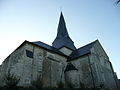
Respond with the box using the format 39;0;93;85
80;82;85;89
4;72;20;89
31;75;43;90
57;81;64;89
67;82;74;89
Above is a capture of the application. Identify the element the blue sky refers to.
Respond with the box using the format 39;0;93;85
0;0;120;78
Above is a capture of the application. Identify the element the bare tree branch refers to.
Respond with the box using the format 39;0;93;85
117;0;120;4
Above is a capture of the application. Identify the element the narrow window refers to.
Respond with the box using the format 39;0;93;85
26;50;33;58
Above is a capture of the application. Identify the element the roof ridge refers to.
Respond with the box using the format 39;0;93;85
31;41;68;57
77;40;98;50
32;41;51;46
68;40;98;61
33;41;62;50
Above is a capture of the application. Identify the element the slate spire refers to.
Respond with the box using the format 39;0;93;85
52;12;76;50
56;12;69;38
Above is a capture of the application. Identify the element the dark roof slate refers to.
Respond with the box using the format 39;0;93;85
68;40;97;61
52;12;76;50
31;41;67;56
31;40;97;61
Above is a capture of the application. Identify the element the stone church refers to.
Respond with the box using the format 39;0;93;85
0;12;119;90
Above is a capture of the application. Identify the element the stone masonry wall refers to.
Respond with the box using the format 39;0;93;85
0;42;67;87
89;41;118;90
65;70;79;88
70;56;94;88
59;47;73;56
0;45;25;86
42;51;67;87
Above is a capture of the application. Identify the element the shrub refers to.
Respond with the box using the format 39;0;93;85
31;75;43;90
67;82;73;88
57;81;64;89
99;83;104;89
80;82;85;89
4;72;20;89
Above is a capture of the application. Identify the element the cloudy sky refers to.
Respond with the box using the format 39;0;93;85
0;0;120;78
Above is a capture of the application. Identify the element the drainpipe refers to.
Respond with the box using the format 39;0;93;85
88;54;95;89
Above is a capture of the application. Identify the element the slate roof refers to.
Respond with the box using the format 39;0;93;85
64;63;78;72
68;40;97;61
30;40;97;61
52;12;76;50
31;41;67;56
